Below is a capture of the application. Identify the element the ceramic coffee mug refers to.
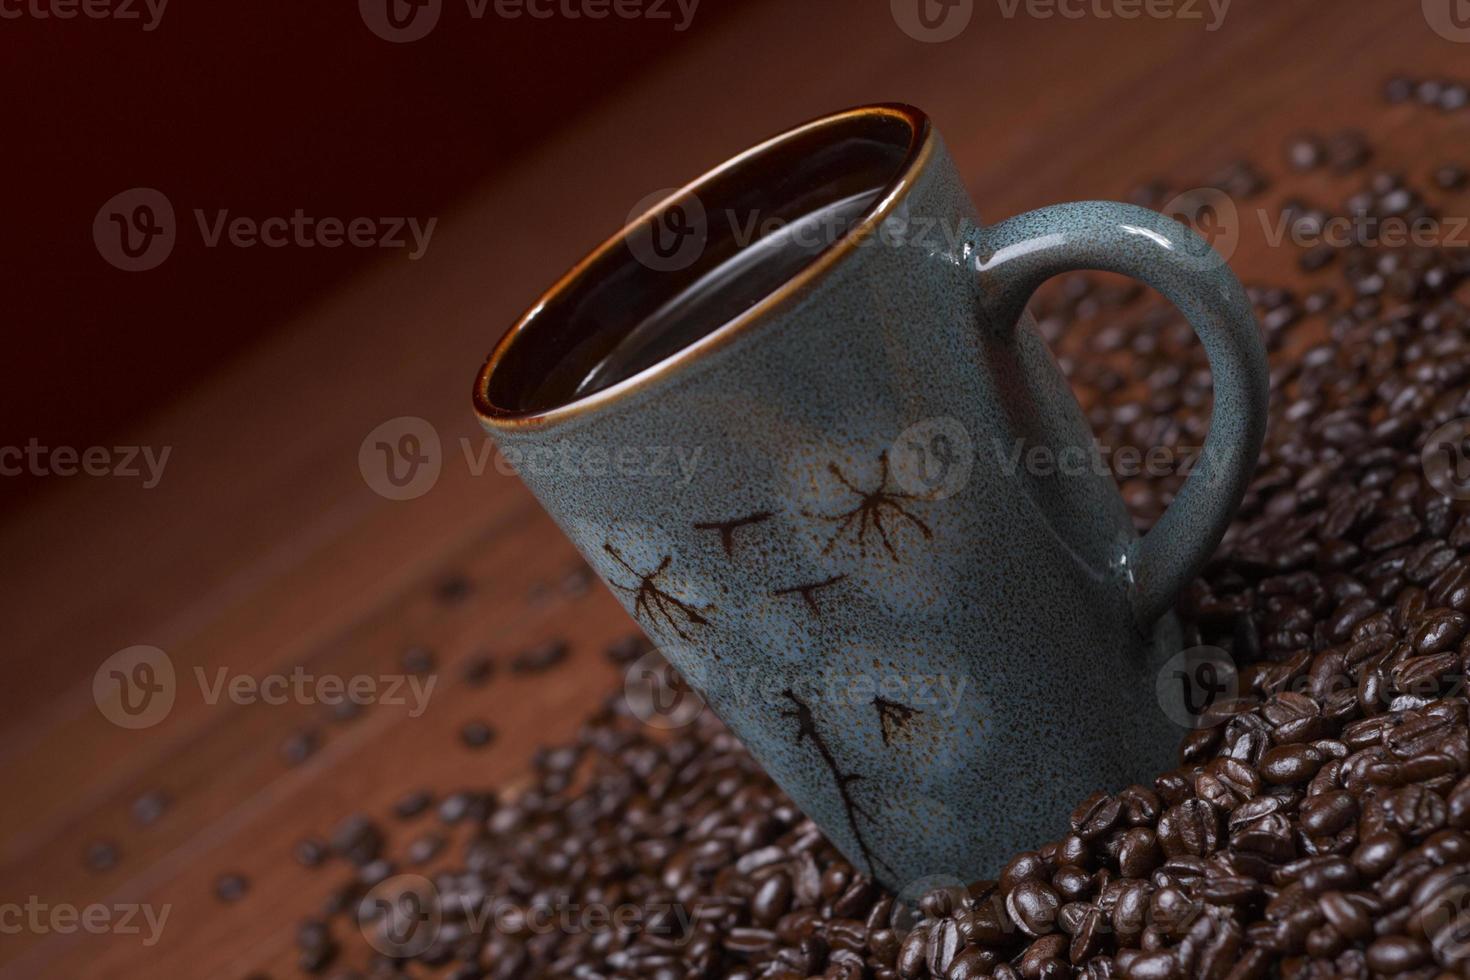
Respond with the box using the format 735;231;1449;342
473;104;1268;891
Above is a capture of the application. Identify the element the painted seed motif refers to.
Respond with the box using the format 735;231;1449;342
874;696;921;746
808;451;933;562
770;574;847;618
693;510;774;557
781;689;896;881
602;543;711;641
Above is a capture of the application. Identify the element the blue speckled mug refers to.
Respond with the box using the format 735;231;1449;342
473;104;1268;890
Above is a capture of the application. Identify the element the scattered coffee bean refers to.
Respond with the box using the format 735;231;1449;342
511;640;568;674
407;832;445;865
294;836;328;868
327;698;362;723
434;572;472;605
84;839;119;873
401;645;436;675
215;872;249;903
1285;133;1324;172
604;633;650;666
460;652;495;686
460;721;496;749
559;563;594;598
1435;163;1467;191
281;729;321;766
328;813;383;866
392;790;433;820
1383;75;1414;103
131;790;169;827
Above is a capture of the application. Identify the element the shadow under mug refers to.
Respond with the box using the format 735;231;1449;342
473;103;1268;891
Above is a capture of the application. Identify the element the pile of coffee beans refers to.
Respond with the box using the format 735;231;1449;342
287;94;1470;979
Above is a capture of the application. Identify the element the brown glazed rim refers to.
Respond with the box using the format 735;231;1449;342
473;103;935;429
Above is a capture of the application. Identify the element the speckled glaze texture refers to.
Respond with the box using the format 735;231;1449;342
478;116;1269;892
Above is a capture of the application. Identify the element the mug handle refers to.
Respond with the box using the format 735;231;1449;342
969;201;1270;628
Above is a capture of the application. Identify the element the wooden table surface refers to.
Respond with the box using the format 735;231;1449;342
4;2;1467;976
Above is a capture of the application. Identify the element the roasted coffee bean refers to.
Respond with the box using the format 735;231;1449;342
1007;879;1061;936
460;653;495;686
393;789;433;820
1018;934;1068;977
1072;792;1125;841
215;872;249;903
401;644;435;675
1353;830;1405;878
1158;800;1221;858
511;640;568;673
1365;934;1429;972
131;790;169;827
84;839;119;873
294;837;327;868
329;813;384;866
460;721;497;748
1117;828;1163;878
281;728;322;766
604;634;649;666
406;832;444;865
1260;743;1325;784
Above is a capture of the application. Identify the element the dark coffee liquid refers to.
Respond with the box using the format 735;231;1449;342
570;186;884;400
483;115;915;417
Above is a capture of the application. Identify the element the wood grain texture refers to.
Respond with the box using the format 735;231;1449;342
2;1;1464;975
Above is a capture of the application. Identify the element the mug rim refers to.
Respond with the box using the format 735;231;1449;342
472;102;935;429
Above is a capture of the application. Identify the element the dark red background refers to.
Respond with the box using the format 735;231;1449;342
0;0;742;508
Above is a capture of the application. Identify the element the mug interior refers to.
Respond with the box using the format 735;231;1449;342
478;105;927;420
